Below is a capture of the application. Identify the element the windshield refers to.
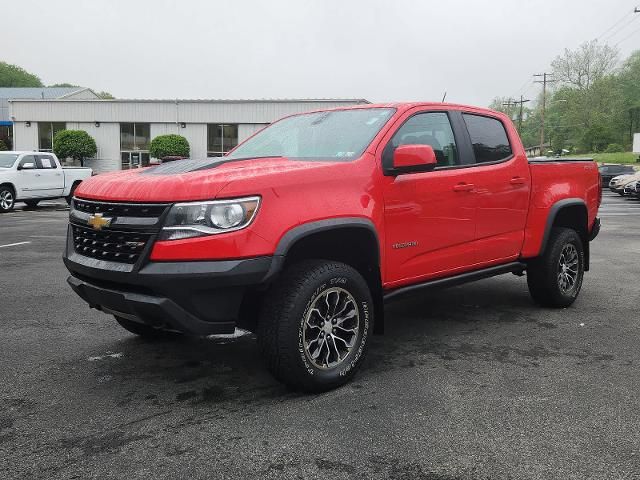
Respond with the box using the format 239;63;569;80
226;108;395;162
0;153;18;168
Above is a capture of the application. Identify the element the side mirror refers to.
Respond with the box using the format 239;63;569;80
392;145;437;174
18;162;35;170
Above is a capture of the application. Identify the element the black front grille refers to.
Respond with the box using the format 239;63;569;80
73;198;168;218
72;225;152;264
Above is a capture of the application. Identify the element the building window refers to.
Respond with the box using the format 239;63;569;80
207;124;238;157
38;122;66;152
0;125;12;150
120;123;150;169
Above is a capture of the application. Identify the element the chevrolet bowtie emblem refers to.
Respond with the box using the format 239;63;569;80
87;213;112;230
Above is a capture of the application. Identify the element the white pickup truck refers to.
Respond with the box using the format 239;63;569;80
0;151;92;212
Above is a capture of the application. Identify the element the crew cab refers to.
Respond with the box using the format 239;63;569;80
63;103;601;392
0;151;92;212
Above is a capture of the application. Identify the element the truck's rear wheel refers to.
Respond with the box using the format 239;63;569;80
527;227;584;308
114;316;180;339
0;186;15;213
258;260;373;392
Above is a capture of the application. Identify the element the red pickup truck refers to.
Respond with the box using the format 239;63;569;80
64;103;601;391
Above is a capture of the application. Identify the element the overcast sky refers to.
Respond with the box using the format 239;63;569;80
5;0;640;106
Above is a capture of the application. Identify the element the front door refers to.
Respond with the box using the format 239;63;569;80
381;110;478;288
15;154;48;198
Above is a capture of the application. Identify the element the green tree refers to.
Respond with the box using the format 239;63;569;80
0;140;7;151
0;61;43;87
49;83;80;88
149;134;190;160
53;130;97;167
551;40;618;90
97;91;115;99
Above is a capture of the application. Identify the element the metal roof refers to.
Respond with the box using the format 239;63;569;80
0;87;87;100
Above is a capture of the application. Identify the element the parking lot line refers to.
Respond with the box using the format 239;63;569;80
0;241;32;248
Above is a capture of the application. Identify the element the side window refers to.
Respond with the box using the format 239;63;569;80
462;114;512;163
18;155;37;169
382;112;459;169
36;155;57;169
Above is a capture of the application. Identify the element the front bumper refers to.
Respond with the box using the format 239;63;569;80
64;225;279;335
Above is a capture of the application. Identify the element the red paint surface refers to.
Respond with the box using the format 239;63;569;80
74;103;601;289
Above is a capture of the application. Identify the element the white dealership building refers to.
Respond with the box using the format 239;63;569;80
8;98;368;173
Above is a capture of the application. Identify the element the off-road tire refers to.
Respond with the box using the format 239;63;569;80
257;260;373;392
24;200;39;208
114;316;181;339
0;185;15;213
527;227;585;308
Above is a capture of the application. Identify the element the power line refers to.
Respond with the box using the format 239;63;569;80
503;96;531;133
596;10;634;40
534;73;557;148
601;13;640;42
506;6;638;109
614;22;640;46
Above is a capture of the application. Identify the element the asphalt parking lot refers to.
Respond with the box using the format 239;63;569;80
1;194;639;480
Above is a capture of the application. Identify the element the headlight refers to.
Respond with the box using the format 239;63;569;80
159;196;260;241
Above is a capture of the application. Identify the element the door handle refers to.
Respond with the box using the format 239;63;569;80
509;177;526;185
35;173;41;177
452;182;475;192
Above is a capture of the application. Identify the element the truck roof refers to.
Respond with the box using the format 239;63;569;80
0;151;48;155
294;101;504;118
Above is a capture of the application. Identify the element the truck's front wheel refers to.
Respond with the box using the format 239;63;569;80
258;260;373;392
527;227;585;308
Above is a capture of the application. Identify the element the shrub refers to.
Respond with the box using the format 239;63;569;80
0;140;6;151
605;143;624;153
53;130;97;166
149;134;190;160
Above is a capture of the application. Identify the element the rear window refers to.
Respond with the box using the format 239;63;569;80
463;114;512;163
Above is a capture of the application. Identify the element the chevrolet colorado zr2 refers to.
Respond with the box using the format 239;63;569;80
63;103;601;392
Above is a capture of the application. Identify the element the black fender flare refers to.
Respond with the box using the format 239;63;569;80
265;217;385;334
274;217;379;258
538;198;590;270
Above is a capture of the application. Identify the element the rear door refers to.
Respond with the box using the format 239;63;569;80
35;154;64;197
457;112;531;265
380;109;479;287
15;154;47;198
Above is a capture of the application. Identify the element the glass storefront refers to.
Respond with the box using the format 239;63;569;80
38;122;66;152
120;123;150;169
207;124;238;157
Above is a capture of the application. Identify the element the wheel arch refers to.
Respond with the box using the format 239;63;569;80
0;182;16;196
270;218;385;334
540;198;590;270
68;179;82;195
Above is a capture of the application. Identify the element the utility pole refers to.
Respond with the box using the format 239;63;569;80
534;73;556;154
503;95;530;134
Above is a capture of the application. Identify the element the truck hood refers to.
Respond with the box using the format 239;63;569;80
74;157;346;202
